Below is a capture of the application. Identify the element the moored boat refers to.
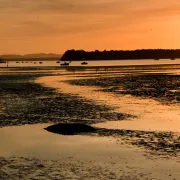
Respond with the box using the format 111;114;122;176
60;62;69;66
81;61;88;65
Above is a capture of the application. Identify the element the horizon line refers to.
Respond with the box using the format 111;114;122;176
1;48;180;56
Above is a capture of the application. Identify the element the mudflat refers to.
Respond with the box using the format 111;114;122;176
0;65;180;179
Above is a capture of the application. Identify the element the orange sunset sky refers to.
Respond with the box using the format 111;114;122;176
0;0;180;54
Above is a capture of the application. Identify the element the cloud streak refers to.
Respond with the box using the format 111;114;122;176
0;0;180;53
1;0;180;15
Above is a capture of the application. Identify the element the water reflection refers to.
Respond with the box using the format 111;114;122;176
0;124;123;160
36;72;180;133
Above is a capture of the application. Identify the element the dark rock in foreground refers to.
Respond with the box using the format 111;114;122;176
45;123;97;135
45;123;180;156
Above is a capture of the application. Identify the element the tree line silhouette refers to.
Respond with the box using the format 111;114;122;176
0;58;6;63
61;49;180;61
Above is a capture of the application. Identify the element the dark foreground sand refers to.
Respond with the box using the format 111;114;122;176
0;66;180;179
1;156;175;180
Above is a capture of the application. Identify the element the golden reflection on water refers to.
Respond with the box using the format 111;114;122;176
0;124;131;160
36;71;180;133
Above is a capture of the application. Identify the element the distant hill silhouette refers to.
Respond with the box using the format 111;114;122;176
0;58;5;62
0;53;62;60
61;49;180;61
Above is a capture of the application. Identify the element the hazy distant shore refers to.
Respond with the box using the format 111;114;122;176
0;57;60;61
0;53;62;61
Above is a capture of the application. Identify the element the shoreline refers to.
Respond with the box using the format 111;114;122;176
1;63;180;70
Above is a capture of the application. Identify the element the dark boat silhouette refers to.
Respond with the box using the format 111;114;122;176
154;58;160;60
56;61;60;63
60;62;69;66
0;60;6;63
81;61;88;65
39;62;43;64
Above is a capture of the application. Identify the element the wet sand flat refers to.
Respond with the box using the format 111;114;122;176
36;72;180;154
36;72;180;133
0;67;180;179
1;124;180;180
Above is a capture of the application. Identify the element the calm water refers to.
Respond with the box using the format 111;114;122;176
0;59;180;67
37;74;180;133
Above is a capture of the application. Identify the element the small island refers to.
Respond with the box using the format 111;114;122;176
61;49;179;61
